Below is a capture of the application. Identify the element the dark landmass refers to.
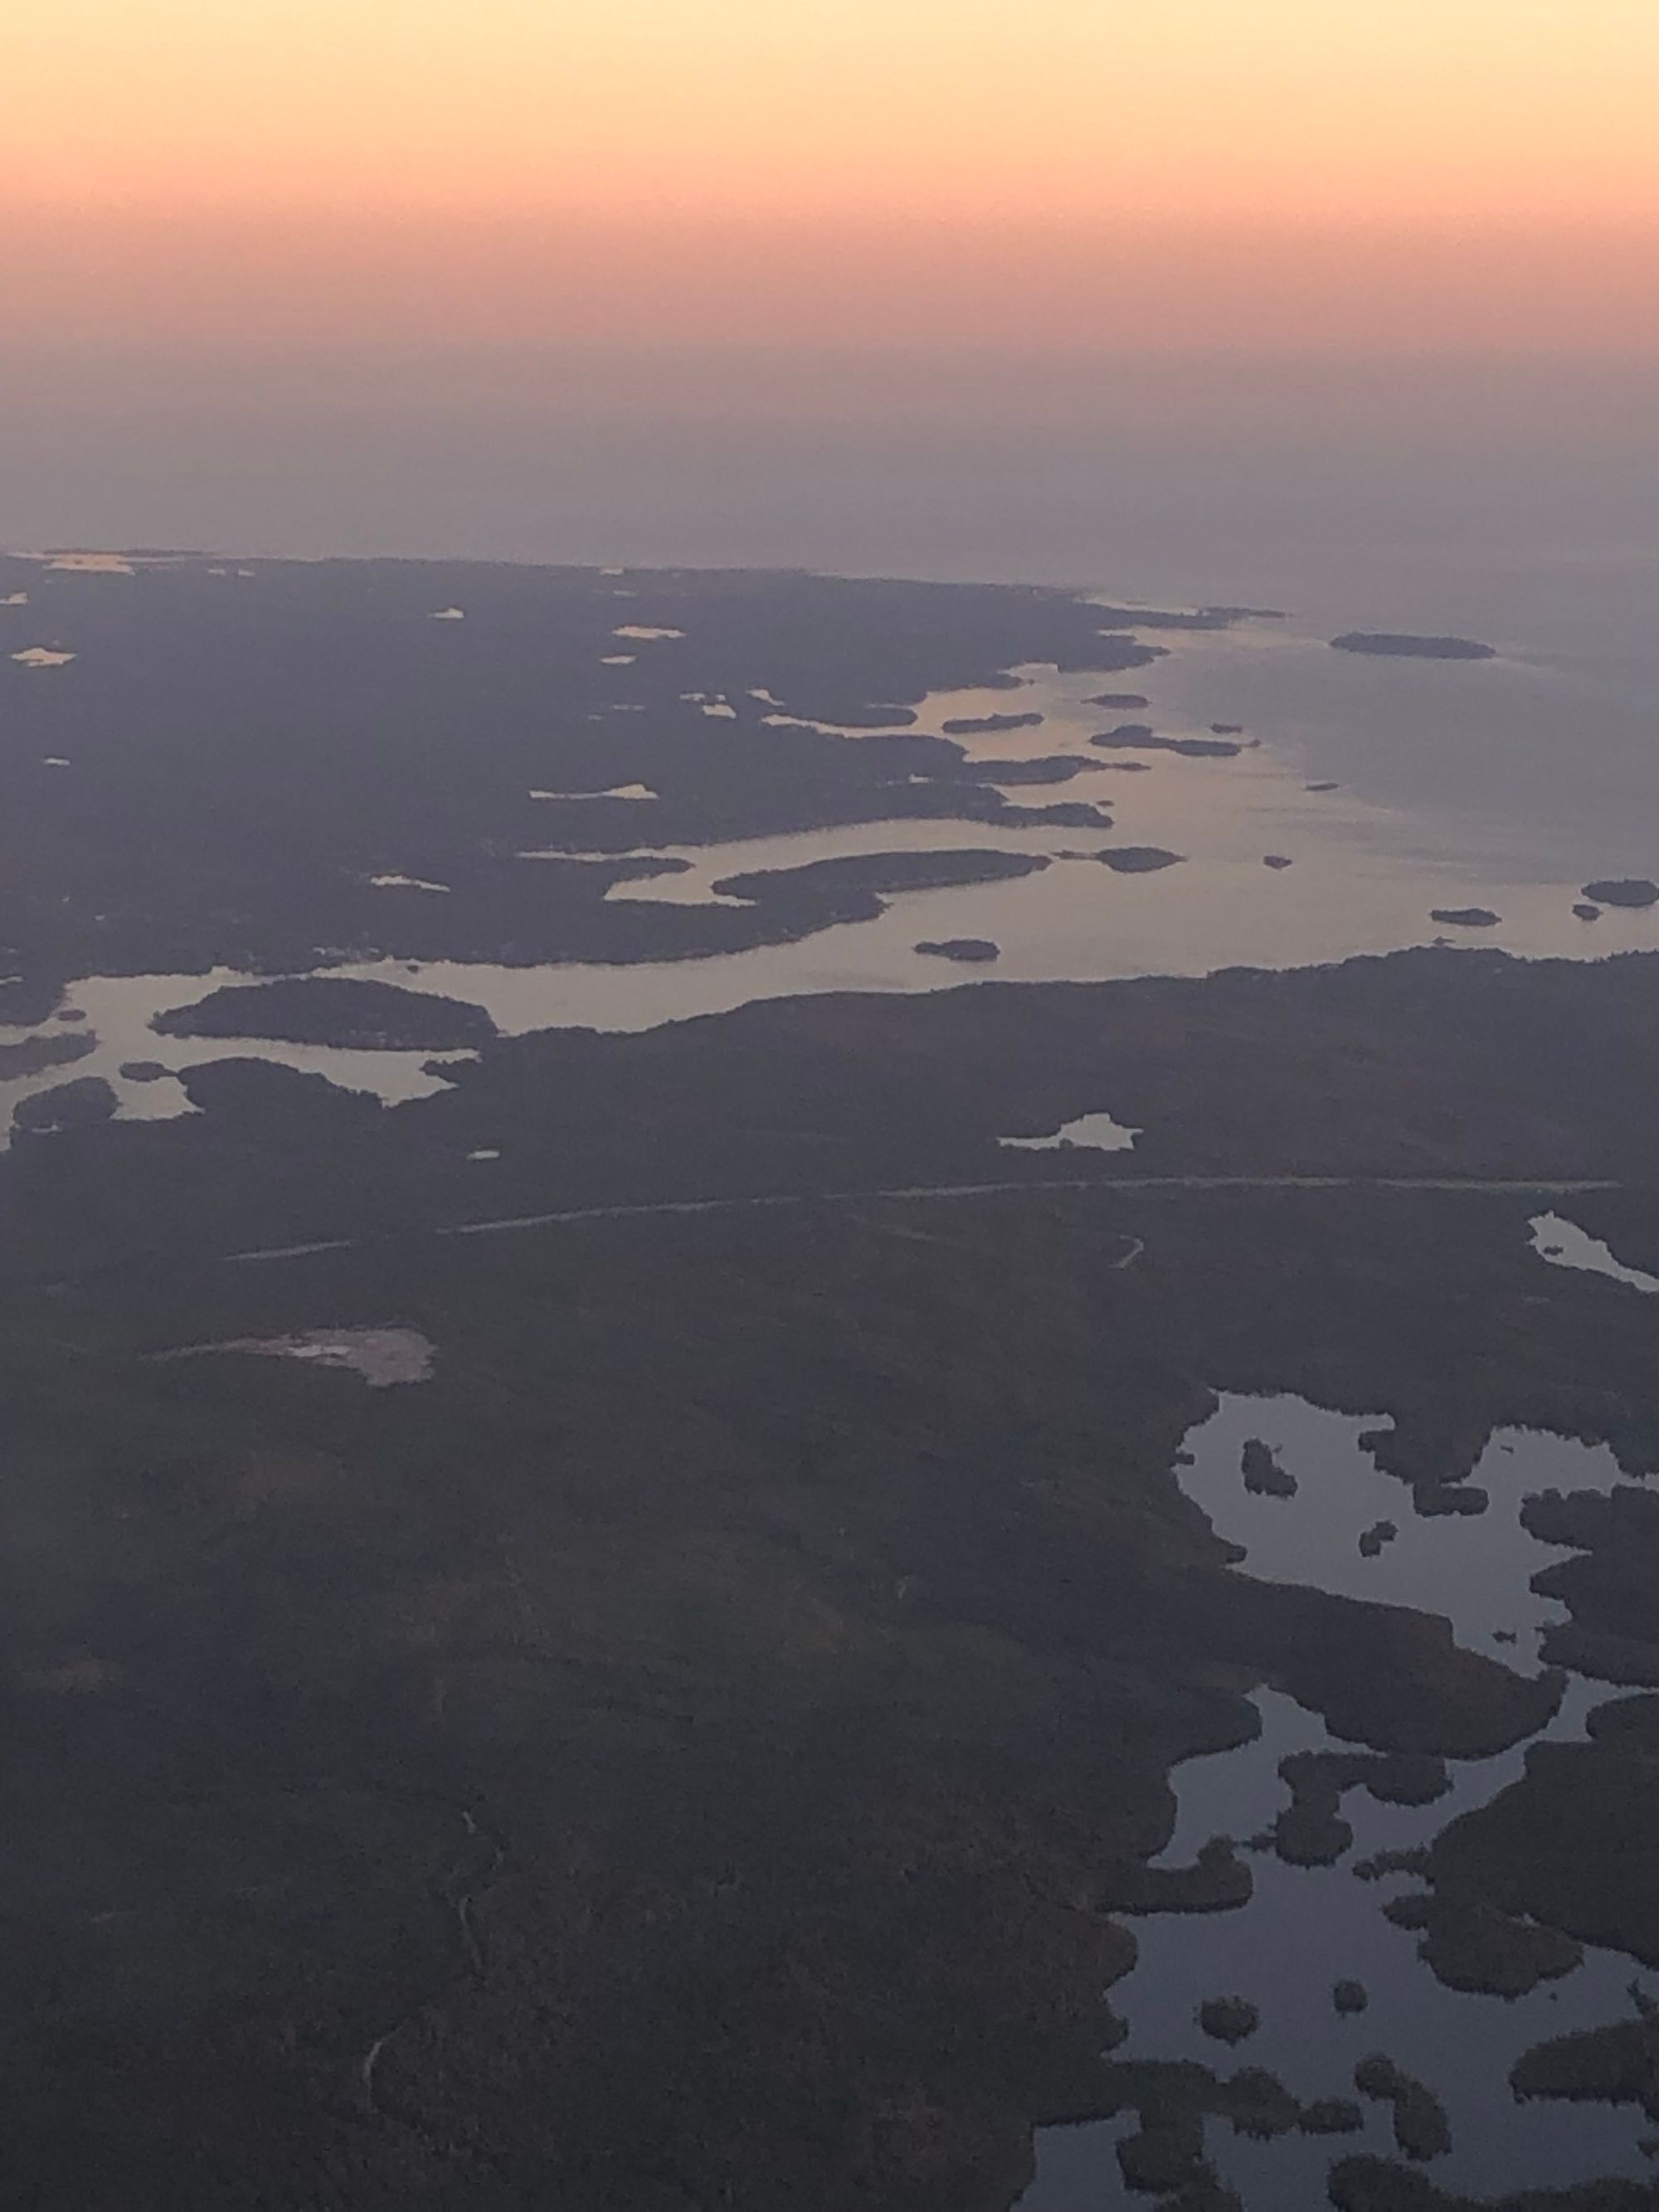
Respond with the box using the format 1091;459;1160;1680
1360;1519;1399;1557
1198;1996;1260;2044
1381;1885;1584;1998
955;755;1100;785
1087;720;1247;761
711;848;1049;934
0;977;66;1027
1511;2009;1659;2122
1097;2056;1301;2201
12;1073;117;1131
1263;853;1294;869
1525;1486;1659;1685
1331;2158;1651;2210
1584;880;1659;910
1092;727;1245;758
1106;1835;1254;1915
1331;634;1496;661
915;939;1000;963
1587;1693;1659;1751
1307;780;1341;792
1303;2098;1366;2136
1095;605;1279;632
5;933;1659;2204
1243;1437;1297;1496
153;976;498;1052
1354;1847;1429;1884
1430;908;1501;929
1335;1981;1370;2015
8;552;1652;2206
1354;2054;1452;2160
177;1056;381;1122
0;1029;97;1079
1211;722;1245;736
1574;902;1604;921
1096;845;1185;873
804;701;919;728
1274;1751;1445;1867
1086;692;1150;709
118;1059;170;1082
1071;634;1165;673
940;712;1044;735
0;558;1183;985
1423;1728;1659;1975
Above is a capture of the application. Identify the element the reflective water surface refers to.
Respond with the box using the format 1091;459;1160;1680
1021;1396;1657;2207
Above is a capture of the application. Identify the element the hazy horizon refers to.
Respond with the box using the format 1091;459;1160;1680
12;2;1658;615
7;348;1657;665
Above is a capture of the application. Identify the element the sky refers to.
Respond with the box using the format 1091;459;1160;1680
9;0;1659;351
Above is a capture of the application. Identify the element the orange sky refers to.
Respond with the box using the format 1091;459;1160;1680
9;0;1659;348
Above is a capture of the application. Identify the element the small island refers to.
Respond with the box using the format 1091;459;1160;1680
1353;2054;1452;2160
1331;632;1496;660
1086;692;1150;710
1092;727;1243;758
1243;1438;1297;1496
1097;847;1185;875
714;850;1048;905
1429;907;1501;928
1583;878;1659;909
1197;1996;1260;2046
914;939;1000;964
939;712;1044;736
1262;854;1294;870
153;976;499;1052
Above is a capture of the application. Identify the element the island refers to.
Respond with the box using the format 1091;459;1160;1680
1353;2054;1452;2159
1198;1996;1260;2045
1331;633;1496;660
1583;878;1659;909
1243;1437;1297;1496
1429;908;1501;928
1097;846;1186;873
1092;727;1244;758
939;712;1044;736
713;848;1048;907
153;975;499;1052
914;938;1001;963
